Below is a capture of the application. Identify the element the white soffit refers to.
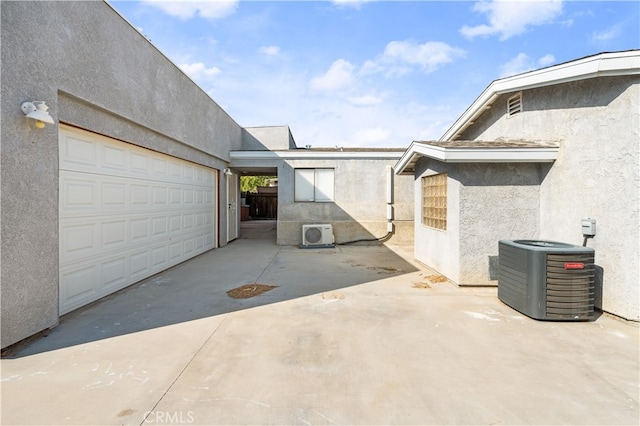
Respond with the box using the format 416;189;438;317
441;50;640;141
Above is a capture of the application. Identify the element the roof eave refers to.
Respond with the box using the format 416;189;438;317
394;143;559;175
230;150;403;161
440;51;640;141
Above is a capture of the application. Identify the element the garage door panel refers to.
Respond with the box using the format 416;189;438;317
195;235;205;250
102;182;127;206
61;178;97;210
62;135;97;166
183;238;195;255
131;184;150;205
169;242;182;261
130;251;151;279
152;157;168;175
131;152;149;174
102;220;127;247
152;246;169;269
60;265;98;307
129;217;149;241
103;144;127;171
59;126;217;315
102;257;127;290
62;223;97;255
153;186;168;205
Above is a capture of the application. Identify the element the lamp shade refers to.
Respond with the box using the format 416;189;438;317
21;101;55;125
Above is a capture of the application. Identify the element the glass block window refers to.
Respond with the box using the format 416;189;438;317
422;173;447;230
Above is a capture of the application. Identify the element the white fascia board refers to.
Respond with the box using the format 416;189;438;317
441;147;559;163
441;51;640;141
394;142;420;174
230;150;403;160
394;143;558;173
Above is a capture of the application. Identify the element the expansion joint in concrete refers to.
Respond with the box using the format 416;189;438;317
138;314;230;426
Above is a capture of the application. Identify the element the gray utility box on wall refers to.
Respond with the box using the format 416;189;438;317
498;240;595;321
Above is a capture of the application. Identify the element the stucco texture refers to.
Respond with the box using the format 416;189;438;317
277;159;414;246
414;161;542;284
458;76;639;320
1;1;243;347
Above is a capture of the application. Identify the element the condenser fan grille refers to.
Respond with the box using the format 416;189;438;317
301;224;334;246
304;227;322;244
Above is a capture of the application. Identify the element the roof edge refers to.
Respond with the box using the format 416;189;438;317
230;150;404;161
394;141;560;175
440;50;640;141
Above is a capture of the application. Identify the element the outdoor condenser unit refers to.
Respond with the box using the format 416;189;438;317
302;224;334;247
498;240;595;321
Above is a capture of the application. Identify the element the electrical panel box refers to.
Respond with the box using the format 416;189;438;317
581;218;596;237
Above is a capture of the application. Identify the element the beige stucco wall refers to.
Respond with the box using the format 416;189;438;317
457;164;542;284
413;162;461;281
277;158;414;247
414;161;541;284
1;1;243;348
242;126;297;151
457;76;639;320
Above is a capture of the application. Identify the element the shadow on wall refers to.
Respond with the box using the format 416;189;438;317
2;221;418;358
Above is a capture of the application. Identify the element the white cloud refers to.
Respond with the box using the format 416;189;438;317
499;53;532;77
331;0;374;9
460;0;564;41
142;0;238;20
362;40;465;77
178;62;222;81
498;53;555;77
309;59;356;92
384;40;466;73
360;59;384;76
347;94;384;107
538;54;555;67
259;46;280;56
591;23;623;44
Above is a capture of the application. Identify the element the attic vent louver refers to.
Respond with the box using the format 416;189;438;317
507;92;522;117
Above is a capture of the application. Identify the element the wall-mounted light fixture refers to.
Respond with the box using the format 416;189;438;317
224;168;233;176
21;101;54;128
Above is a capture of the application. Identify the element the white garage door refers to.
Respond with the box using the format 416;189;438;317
59;126;217;314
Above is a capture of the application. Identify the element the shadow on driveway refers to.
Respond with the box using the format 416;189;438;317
4;220;418;357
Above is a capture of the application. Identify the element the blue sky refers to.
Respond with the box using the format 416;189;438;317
109;0;639;148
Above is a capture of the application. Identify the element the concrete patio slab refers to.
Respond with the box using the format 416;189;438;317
1;221;638;425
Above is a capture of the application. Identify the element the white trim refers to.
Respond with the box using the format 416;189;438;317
441;51;640;141
394;141;559;174
230;150;403;160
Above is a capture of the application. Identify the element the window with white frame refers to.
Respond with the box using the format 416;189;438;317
294;168;334;202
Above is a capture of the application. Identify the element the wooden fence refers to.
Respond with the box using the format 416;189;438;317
245;193;278;219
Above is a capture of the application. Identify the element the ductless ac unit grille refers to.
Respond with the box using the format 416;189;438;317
302;224;334;246
498;240;595;321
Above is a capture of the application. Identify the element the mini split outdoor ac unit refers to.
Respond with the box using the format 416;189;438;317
498;240;595;321
302;224;334;246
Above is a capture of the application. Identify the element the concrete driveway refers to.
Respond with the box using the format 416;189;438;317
1;221;638;425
